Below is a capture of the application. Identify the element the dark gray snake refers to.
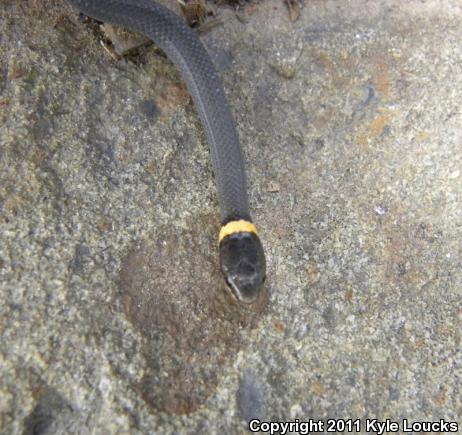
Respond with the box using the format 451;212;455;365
68;0;266;302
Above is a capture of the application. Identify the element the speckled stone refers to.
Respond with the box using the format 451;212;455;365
1;0;461;433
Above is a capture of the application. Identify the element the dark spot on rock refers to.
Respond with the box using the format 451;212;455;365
22;387;75;435
382;125;392;135
363;84;376;106
414;222;439;243
32;118;51;142
0;65;7;93
118;215;268;414
415;222;429;240
313;138;324;151
85;129;119;184
237;371;265;421
395;262;407;276
36;166;66;213
139;99;160;121
70;243;91;274
322;304;336;329
389;387;400;401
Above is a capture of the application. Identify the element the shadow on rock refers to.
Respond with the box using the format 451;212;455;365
118;215;268;414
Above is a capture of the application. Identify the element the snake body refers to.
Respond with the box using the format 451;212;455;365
69;0;266;302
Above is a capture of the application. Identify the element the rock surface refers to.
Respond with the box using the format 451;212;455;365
1;0;461;433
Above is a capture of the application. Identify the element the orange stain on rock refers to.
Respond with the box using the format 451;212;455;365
370;113;390;136
309;47;335;72
434;389;447;406
373;58;391;98
154;77;191;116
344;287;353;303
311;381;325;396
273;320;285;333
356;109;393;152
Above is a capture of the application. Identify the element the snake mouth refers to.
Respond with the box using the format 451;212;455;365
224;274;266;304
219;231;266;303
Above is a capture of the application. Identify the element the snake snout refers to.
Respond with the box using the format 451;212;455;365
219;231;266;303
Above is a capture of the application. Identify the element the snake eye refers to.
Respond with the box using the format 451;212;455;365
219;232;266;303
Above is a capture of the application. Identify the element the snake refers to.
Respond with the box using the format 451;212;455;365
68;0;266;302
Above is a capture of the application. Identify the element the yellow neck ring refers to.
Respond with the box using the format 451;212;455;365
219;220;257;243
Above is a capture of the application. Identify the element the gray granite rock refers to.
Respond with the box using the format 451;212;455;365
1;0;461;433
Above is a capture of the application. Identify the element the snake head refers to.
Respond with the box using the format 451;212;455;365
219;231;266;303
